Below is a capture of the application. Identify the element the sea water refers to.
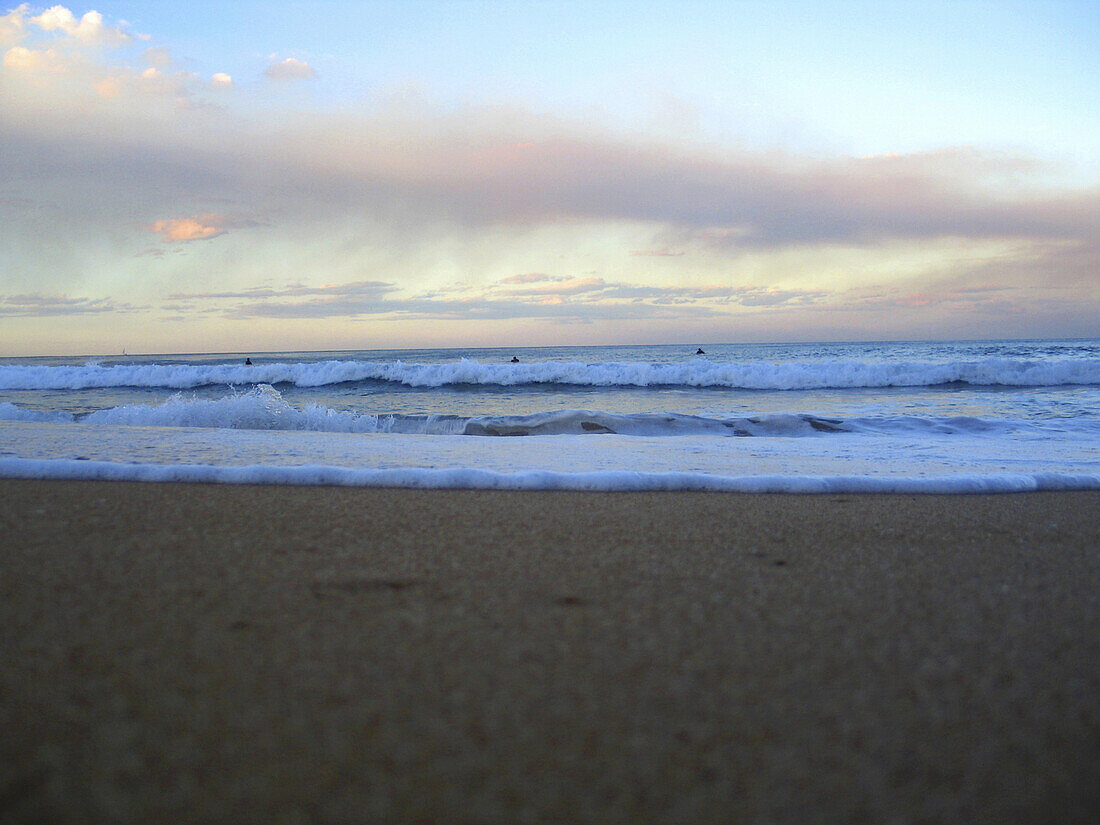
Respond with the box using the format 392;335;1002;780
1;339;1098;492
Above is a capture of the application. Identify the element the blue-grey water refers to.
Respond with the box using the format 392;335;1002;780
2;339;1098;492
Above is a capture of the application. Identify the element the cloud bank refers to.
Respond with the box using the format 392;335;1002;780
0;292;137;317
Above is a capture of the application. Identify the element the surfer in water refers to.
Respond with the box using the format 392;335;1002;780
696;348;705;355
511;356;519;363
245;358;253;365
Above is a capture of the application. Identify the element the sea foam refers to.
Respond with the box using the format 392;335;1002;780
3;387;1082;437
1;356;1098;391
2;456;1098;493
0;402;74;423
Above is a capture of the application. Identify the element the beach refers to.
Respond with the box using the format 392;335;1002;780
2;479;1099;824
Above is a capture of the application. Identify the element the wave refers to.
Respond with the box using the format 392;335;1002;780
2;456;1098;493
78;385;464;433
1;356;1098;391
0;402;73;423
3;386;1095;438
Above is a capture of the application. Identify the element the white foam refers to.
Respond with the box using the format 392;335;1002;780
2;356;1098;391
81;385;389;432
4;389;1092;438
1;456;1098;493
0;402;74;423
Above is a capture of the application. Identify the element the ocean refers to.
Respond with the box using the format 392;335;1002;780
1;339;1098;493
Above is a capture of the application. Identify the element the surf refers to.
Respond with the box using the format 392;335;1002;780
2;356;1099;392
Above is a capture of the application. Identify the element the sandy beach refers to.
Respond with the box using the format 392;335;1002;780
2;479;1098;823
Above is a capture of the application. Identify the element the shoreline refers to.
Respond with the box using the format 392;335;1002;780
3;452;1099;494
3;480;1099;823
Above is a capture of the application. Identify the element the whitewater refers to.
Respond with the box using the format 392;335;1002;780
2;339;1098;492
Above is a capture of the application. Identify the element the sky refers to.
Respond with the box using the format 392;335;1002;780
1;1;1098;355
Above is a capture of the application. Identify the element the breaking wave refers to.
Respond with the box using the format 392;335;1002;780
1;356;1098;392
3;385;1093;438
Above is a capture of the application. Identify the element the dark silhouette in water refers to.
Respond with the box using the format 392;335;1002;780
511;356;519;363
245;358;253;365
696;348;705;355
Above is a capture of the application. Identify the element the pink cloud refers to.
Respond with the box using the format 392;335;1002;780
149;214;229;242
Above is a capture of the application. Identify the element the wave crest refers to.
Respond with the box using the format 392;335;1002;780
5;389;1089;438
1;356;1098;391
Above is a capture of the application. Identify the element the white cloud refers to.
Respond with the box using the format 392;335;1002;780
2;36;205;102
0;4;28;46
263;56;314;81
32;6;78;32
83;65;194;99
211;72;232;88
2;6;152;95
30;5;131;46
2;44;59;71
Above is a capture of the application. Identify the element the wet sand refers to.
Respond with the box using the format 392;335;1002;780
2;479;1099;823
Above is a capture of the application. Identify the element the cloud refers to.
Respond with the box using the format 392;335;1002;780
483;273;829;309
630;248;685;257
93;65;196;99
561;281;829;307
149;215;228;242
829;283;1025;315
0;4;28;46
1;8;217;106
165;274;830;324
2;44;66;71
30;6;131;46
499;273;564;284
0;292;136;316
148;214;261;242
500;276;607;297
143;46;171;67
428;140;1099;249
736;288;825;307
211;72;232;88
222;294;728;323
263;57;315;81
169;281;396;300
4;57;1096;258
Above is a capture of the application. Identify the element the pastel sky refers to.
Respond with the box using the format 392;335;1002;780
1;1;1098;355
